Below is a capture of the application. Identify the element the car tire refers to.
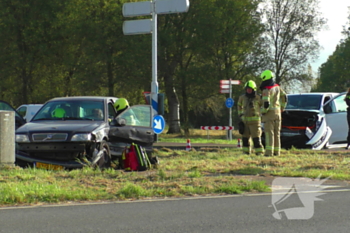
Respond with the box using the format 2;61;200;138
95;140;111;169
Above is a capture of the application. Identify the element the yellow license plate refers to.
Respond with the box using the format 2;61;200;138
36;162;64;171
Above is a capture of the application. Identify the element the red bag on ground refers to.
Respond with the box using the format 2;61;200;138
123;144;139;171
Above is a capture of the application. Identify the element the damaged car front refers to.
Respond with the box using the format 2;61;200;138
281;109;331;149
266;92;339;149
15;97;116;170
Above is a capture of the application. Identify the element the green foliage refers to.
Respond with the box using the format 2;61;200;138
314;37;350;92
260;0;326;86
157;0;265;129
0;0;337;128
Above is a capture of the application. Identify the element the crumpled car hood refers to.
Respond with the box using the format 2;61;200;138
16;120;105;133
283;109;320;115
282;110;322;128
281;109;331;150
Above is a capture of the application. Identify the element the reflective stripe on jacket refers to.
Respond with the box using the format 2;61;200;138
237;94;262;124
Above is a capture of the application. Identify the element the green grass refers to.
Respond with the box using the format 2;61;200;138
0;129;349;207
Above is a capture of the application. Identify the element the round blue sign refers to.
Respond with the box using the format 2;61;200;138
153;115;165;134
225;98;234;108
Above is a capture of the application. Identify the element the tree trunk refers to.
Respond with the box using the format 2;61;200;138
21;68;28;104
107;60;114;96
180;61;190;136
181;79;189;136
164;72;181;134
64;70;74;96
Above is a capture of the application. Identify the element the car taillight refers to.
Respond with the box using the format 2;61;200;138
282;125;315;130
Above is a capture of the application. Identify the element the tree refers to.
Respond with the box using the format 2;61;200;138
158;0;265;134
260;0;326;86
314;16;350;92
0;0;66;105
314;41;350;92
180;0;265;132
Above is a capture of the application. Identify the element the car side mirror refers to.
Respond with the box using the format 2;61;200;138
323;103;331;114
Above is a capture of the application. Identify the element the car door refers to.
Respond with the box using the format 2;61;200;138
323;93;347;145
0;100;26;129
108;105;155;147
16;105;28;121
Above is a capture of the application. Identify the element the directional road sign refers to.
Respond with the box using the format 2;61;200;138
123;19;152;35
156;0;190;14
153;115;165;134
219;89;230;94
220;84;231;89
122;0;190;115
225;98;234;108
220;80;241;85
123;1;152;17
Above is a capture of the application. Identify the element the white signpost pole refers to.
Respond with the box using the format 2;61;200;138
123;0;190;115
151;1;158;114
229;79;232;141
220;79;241;141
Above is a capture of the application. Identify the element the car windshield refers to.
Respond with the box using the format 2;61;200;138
285;95;322;110
32;99;105;121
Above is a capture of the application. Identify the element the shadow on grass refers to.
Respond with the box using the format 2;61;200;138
230;167;266;175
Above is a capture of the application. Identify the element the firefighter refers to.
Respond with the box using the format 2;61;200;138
114;98;137;125
344;88;350;149
237;80;265;155
114;98;130;116
259;70;287;156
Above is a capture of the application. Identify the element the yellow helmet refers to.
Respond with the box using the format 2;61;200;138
114;98;129;111
260;70;274;81
244;80;257;91
51;108;65;118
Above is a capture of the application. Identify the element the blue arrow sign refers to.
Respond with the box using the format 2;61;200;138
153;115;165;134
225;98;234;108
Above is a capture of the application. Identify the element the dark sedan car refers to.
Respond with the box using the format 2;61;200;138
15;96;155;170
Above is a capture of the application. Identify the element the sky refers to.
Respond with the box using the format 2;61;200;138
310;0;350;71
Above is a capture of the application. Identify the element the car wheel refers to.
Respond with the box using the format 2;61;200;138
95;140;111;169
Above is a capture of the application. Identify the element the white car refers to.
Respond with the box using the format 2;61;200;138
262;92;345;150
16;104;43;122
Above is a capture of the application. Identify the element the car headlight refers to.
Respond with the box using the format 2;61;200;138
71;133;92;141
16;134;30;142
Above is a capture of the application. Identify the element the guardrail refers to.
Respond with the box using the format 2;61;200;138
200;126;234;140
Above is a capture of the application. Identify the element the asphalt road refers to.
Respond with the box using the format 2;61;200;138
1;186;350;233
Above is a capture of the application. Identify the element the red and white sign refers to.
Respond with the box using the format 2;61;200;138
220;84;231;89
219;89;230;94
219;80;241;94
201;126;234;130
220;80;241;85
